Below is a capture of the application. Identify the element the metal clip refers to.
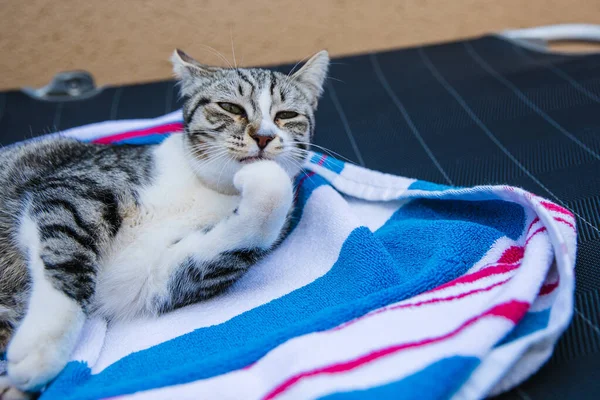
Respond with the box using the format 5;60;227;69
22;71;103;102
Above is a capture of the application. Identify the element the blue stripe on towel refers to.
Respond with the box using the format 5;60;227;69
111;133;172;145
318;356;480;400
408;180;455;192
288;172;329;233
43;192;524;400
497;309;551;347
383;198;525;241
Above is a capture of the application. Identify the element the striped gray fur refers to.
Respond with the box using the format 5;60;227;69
0;139;154;348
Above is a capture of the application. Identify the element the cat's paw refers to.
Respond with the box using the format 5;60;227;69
6;293;84;391
0;376;33;400
234;160;291;191
7;328;69;391
233;160;293;215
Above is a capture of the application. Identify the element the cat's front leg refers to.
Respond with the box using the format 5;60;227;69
180;160;293;255
155;161;293;312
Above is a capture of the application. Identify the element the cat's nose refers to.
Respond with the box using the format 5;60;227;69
250;133;275;150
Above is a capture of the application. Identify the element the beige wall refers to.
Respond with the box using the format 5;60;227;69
1;0;599;90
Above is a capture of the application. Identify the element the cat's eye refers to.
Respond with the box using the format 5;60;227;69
275;111;299;120
218;102;246;115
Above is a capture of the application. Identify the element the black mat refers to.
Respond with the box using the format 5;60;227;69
1;35;599;399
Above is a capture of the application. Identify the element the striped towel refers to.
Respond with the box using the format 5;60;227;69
38;111;576;400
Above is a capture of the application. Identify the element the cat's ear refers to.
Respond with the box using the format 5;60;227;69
291;50;329;107
171;49;219;97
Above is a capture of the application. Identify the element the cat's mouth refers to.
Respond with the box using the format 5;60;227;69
239;155;271;163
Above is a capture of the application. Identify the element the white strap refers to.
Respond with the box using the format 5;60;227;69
501;24;600;42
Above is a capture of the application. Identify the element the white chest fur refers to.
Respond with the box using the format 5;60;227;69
94;135;240;319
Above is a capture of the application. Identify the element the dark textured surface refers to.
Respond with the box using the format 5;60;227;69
1;35;599;399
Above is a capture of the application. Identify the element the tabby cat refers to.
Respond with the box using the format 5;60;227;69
0;49;329;396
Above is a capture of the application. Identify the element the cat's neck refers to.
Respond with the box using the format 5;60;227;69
156;134;239;196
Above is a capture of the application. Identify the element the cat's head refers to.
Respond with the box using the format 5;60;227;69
171;49;329;193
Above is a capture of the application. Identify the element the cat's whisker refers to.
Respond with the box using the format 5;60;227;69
185;146;230;168
327;77;345;84
284;55;309;81
290;142;354;164
189;144;221;152
287;148;345;174
189;151;228;162
281;53;313;94
192;151;230;167
197;44;233;69
281;73;302;97
189;144;230;155
280;155;318;189
190;148;228;158
278;156;302;180
216;155;234;191
230;28;237;69
189;156;230;180
288;157;323;187
287;148;313;161
287;148;312;162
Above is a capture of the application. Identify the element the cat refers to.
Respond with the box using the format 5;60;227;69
0;48;329;397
